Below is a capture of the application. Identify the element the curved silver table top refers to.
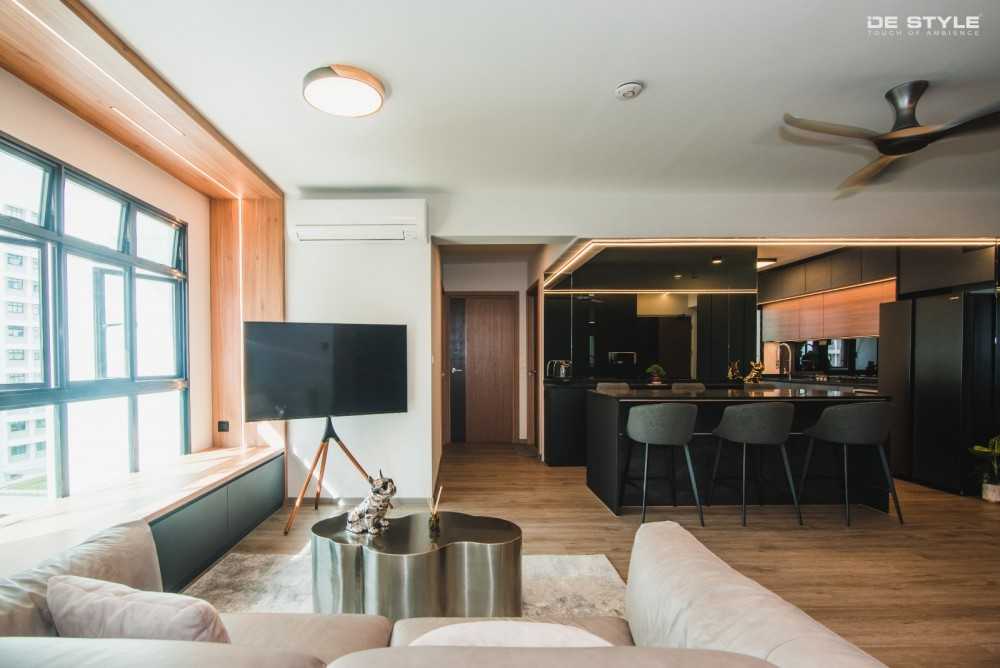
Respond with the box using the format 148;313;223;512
311;511;522;620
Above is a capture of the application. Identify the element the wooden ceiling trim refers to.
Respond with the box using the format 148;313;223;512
0;0;282;199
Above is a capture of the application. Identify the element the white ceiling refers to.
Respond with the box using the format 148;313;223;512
87;0;1000;196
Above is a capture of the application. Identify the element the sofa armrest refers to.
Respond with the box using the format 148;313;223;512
625;521;885;667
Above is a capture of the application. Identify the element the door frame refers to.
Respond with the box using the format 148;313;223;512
443;291;520;444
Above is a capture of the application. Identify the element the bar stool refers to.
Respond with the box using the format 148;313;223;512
625;403;701;525
799;402;902;526
707;402;799;526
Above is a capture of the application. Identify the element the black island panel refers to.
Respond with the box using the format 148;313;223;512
586;388;891;515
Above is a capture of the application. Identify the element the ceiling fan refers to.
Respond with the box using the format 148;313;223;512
784;80;1000;190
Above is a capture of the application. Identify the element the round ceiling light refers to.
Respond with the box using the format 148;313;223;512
303;65;384;117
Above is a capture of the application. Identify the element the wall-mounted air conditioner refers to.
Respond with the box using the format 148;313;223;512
288;199;427;242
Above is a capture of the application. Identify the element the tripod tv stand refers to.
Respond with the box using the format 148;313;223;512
283;416;371;535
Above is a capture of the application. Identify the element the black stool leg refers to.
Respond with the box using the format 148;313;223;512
798;437;814;500
877;444;904;524
780;443;803;526
707;438;723;506
755;445;764;507
640;443;650;524
618;440;634;508
683;444;705;527
741;442;748;527
669;448;677;507
842;443;850;527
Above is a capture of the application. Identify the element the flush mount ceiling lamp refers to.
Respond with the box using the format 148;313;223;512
756;257;778;269
711;256;724;265
303;65;385;117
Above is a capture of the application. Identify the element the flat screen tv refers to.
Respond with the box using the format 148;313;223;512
244;322;407;422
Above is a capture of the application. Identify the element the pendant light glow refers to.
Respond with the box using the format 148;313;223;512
303;65;384;117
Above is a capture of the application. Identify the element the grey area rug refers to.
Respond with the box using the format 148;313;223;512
185;550;625;618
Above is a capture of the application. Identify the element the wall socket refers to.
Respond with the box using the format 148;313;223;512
218;420;230;432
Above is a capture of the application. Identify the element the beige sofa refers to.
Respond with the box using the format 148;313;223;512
0;520;884;667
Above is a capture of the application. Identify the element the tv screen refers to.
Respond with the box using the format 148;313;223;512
244;322;407;422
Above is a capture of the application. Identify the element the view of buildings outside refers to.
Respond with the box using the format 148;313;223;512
0;202;55;514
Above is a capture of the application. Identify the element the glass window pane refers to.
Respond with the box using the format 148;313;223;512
138;391;181;470
67;254;127;381
0;405;56;515
67;397;129;494
0;241;43;385
64;180;123;249
0;149;46;226
136;277;177;377
136;212;177;267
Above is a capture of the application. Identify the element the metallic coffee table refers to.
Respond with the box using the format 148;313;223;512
311;511;522;620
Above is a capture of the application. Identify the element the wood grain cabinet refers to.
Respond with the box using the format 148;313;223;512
761;300;800;342
762;281;896;341
797;294;824;339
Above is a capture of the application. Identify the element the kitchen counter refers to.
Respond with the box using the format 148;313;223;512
586;388;890;515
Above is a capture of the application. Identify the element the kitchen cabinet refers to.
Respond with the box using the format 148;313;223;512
797;294;824;339
861;247;896;283
761;299;799;342
898;246;996;295
822;281;885;338
805;256;832;293
831;248;862;288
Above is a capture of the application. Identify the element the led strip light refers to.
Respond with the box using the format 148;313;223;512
542;237;1000;289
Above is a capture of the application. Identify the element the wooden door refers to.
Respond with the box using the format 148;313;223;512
465;295;518;443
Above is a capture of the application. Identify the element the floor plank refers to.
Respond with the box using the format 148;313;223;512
242;442;1000;667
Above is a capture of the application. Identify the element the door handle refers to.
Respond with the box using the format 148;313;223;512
451;367;464;373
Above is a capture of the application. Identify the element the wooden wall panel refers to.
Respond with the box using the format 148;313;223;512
209;199;243;448
822;280;895;339
798;294;824;340
210;198;286;450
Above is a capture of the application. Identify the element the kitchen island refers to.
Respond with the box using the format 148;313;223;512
586;386;891;515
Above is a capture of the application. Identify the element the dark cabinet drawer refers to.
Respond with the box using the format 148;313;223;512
152;486;229;592
229;456;284;541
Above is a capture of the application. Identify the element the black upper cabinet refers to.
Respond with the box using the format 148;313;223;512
861;247;896;283
758;247;898;304
898;246;996;295
805;256;832;293
831;248;862;288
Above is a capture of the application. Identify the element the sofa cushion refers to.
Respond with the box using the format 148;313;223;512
625;521;885;667
220;612;391;663
330;646;774;667
0;521;162;637
410;620;612;647
391;616;633;647
0;637;324;668
47;575;229;643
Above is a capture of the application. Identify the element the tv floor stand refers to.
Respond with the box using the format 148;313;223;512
283;416;371;535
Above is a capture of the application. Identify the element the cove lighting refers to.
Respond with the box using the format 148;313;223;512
111;107;239;198
303;65;384;117
542;237;1000;289
12;0;185;136
756;258;778;269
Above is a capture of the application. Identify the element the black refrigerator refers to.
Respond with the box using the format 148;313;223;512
885;291;997;494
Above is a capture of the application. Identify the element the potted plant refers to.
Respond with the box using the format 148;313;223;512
645;364;666;385
969;436;1000;502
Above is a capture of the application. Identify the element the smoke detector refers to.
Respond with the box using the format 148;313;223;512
615;81;644;100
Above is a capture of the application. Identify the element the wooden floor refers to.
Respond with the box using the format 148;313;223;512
241;442;1000;667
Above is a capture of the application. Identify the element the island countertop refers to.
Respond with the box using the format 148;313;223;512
591;386;889;402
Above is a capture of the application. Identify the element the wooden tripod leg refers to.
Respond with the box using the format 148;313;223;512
314;440;329;510
284;439;328;535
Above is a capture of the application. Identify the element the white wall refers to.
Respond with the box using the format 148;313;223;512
285;200;433;501
441;260;529;440
0;70;213;452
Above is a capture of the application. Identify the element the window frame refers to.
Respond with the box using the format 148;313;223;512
0;130;191;498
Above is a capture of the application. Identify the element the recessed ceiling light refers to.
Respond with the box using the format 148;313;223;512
711;256;724;265
303;65;385;117
615;81;644;100
756;257;778;269
673;273;683;279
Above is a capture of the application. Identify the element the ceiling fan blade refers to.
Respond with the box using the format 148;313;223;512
936;99;1000;137
783;113;878;140
837;155;901;190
